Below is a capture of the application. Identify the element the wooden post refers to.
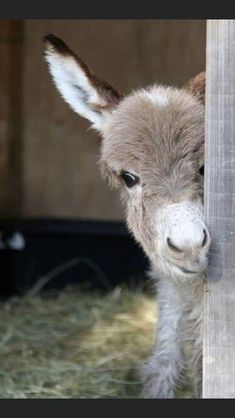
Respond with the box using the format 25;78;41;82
203;20;235;398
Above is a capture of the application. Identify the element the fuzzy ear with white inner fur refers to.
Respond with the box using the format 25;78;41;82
184;71;206;105
43;34;122;130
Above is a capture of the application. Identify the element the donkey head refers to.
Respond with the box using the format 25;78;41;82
44;35;211;282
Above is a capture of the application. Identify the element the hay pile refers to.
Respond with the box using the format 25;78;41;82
0;285;193;398
0;285;157;398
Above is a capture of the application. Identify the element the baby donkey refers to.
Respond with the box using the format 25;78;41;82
43;34;211;398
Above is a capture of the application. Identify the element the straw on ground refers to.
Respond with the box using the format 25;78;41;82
0;285;192;398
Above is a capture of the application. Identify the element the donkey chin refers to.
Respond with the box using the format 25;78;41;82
150;200;211;284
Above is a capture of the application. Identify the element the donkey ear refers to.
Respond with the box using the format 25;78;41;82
43;34;122;130
184;71;206;105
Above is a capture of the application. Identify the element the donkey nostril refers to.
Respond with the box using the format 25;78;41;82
202;229;207;247
167;237;183;253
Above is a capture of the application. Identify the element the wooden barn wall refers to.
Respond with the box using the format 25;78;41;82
0;21;23;216
0;20;206;220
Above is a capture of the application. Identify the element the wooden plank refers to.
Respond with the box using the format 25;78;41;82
203;20;235;398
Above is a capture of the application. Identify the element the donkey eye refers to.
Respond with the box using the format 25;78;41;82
120;171;139;188
199;165;204;176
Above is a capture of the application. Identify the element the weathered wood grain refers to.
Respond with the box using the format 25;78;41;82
203;20;235;398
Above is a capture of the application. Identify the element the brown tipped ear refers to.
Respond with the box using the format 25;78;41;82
184;71;206;105
43;34;123;130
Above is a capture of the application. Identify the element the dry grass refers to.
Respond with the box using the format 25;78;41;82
0;285;157;398
0;285;193;398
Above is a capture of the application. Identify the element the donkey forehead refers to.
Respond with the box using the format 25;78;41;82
101;85;204;172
